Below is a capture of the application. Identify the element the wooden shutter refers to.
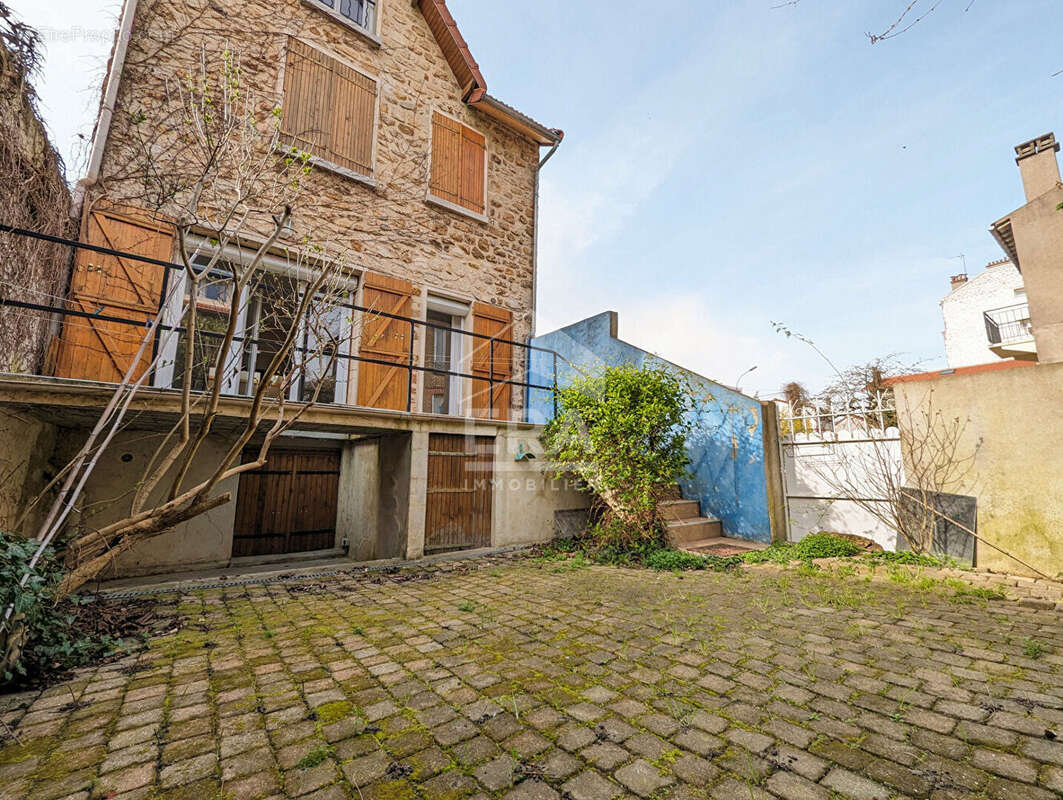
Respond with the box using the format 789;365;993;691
356;271;416;411
471;302;514;421
54;207;173;382
430;112;486;216
282;39;377;177
459;125;486;214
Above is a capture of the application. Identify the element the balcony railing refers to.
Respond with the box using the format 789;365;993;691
0;224;560;423
984;302;1033;347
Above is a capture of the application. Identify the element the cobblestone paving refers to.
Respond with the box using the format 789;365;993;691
2;559;1062;800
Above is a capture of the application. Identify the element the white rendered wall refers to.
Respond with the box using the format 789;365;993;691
942;262;1025;368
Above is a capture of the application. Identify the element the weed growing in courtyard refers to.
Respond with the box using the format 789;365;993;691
457;600;476;612
296;743;335;769
1023;638;1047;660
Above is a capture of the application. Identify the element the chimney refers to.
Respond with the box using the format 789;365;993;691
1015;132;1062;202
950;273;968;291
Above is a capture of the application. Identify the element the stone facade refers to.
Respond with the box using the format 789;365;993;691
92;0;550;406
941;261;1025;368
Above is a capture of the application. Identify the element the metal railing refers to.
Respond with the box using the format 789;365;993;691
0;224;561;422
984;302;1033;347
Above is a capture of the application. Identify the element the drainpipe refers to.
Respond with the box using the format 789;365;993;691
531;139;561;340
527;138;561;421
72;0;140;218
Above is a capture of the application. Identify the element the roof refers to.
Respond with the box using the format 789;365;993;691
414;0;563;146
885;359;1034;386
990;215;1020;270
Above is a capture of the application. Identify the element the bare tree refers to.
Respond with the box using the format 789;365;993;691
774;0;976;44
0;48;372;673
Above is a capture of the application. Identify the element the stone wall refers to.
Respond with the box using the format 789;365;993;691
93;0;546;406
0;17;72;375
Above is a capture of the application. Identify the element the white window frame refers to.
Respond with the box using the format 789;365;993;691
156;237;358;403
424;294;471;417
301;0;382;46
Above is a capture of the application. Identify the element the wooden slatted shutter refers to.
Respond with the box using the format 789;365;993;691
430;112;462;206
430;112;486;216
54;207;173;382
357;272;416;411
471;302;514;421
282;38;377;177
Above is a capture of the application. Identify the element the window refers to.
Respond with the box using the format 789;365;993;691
159;245;355;404
1015;288;1027;299
422;295;470;415
429;112;487;218
311;0;377;35
282;39;378;179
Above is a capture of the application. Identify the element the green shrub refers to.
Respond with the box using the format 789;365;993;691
543;364;694;552
645;549;709;571
862;550;949;568
0;532;125;685
793;533;861;560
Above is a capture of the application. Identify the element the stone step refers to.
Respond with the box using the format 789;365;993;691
659;499;701;521
666;517;722;546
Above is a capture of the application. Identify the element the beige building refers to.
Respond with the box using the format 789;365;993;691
0;0;588;578
892;132;1063;578
988;132;1063;363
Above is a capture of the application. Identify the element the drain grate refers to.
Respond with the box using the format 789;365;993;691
101;545;530;598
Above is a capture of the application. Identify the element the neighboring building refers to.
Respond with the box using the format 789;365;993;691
989;132;1063;363
0;0;587;577
891;131;1063;578
941;260;1028;367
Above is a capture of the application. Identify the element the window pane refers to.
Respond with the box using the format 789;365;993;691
423;311;454;414
302;300;346;404
173;268;235;392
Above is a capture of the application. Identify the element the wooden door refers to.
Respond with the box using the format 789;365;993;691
425;434;494;553
232;449;341;557
54;207;174;382
357;271;416;410
471;302;514;421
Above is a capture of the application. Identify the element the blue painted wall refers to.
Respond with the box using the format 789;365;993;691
528;311;772;543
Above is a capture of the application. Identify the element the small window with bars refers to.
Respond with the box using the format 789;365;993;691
315;0;377;34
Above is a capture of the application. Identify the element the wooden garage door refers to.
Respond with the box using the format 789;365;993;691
425;434;494;553
232;449;341;557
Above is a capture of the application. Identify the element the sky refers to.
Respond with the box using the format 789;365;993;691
10;0;1063;397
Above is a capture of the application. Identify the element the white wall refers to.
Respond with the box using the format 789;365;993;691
782;431;903;551
942;262;1025;368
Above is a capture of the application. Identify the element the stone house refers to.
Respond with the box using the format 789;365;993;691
0;0;586;578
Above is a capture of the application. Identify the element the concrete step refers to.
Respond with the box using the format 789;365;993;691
659;499;701;521
680;536;763;554
666;516;722;546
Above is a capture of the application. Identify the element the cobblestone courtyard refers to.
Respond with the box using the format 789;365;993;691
2;559;1062;800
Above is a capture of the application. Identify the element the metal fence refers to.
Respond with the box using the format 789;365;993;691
984;302;1032;346
778;392;902;549
0;224;560;422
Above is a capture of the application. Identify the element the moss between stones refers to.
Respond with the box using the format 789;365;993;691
314;700;355;726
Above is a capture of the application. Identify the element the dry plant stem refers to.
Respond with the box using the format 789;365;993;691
896;490;1051;580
